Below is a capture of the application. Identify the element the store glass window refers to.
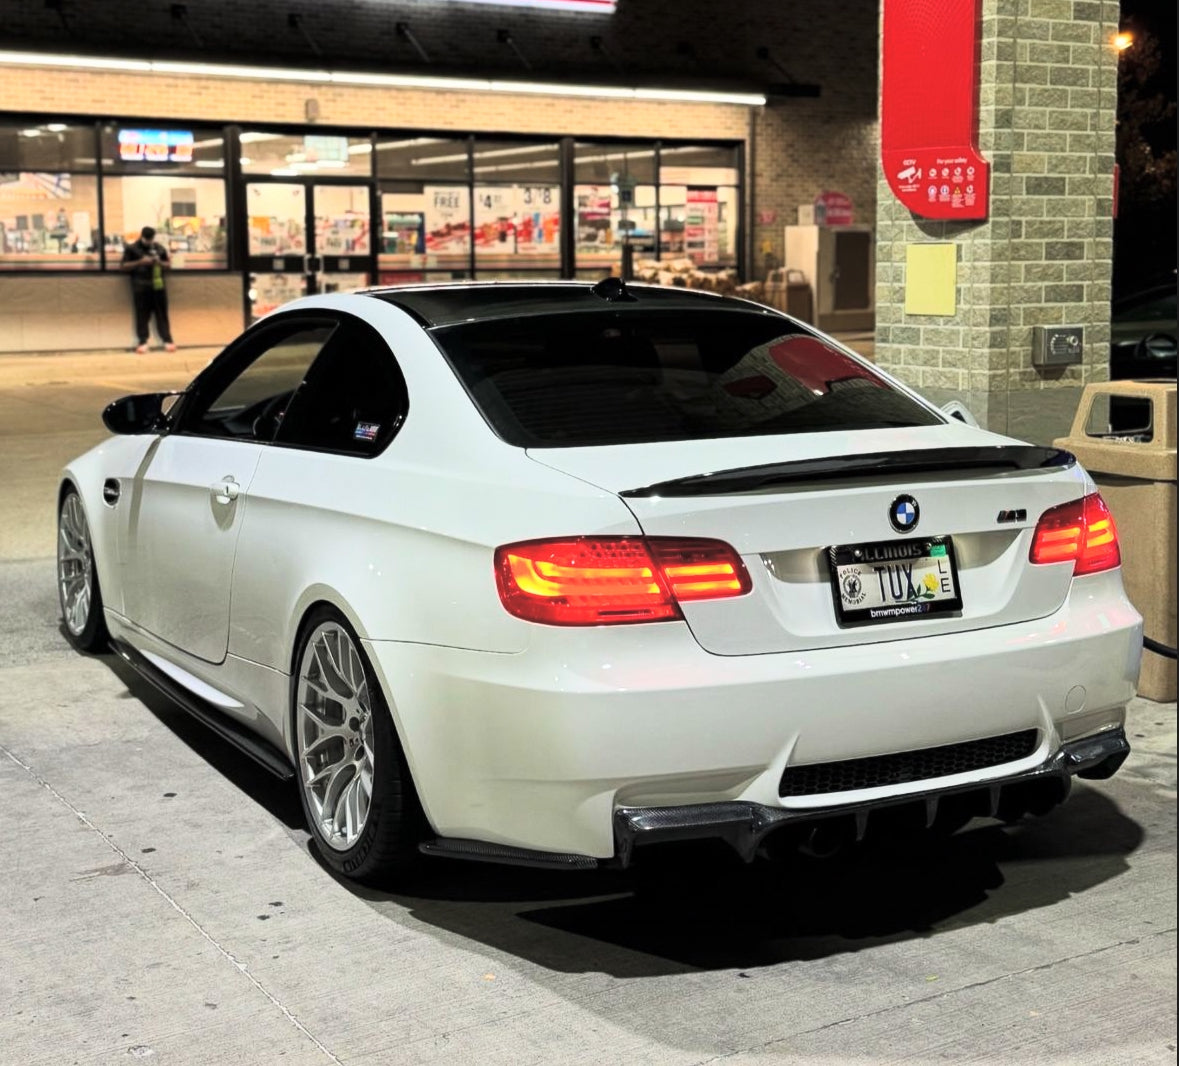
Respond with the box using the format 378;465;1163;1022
375;138;471;282
658;144;739;186
0;123;97;170
375;137;470;181
246;183;307;257
0;124;99;269
102;176;228;269
314;184;370;256
659;145;740;267
574;141;656;185
0;173;100;269
238;132;372;177
658;184;739;267
473;141;560;275
98;125;229;269
379;180;470;281
574;143;657;278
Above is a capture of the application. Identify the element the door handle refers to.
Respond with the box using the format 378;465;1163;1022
211;477;241;506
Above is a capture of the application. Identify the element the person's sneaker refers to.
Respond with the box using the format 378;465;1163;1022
165;343;177;352
134;344;148;354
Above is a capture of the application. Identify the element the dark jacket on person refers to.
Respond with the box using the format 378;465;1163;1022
121;238;170;290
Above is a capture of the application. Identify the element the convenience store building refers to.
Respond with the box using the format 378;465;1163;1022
0;62;763;351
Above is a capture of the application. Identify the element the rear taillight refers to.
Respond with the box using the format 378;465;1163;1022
1029;493;1121;575
494;536;751;626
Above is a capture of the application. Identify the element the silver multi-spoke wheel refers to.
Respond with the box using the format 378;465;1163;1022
58;492;94;637
296;622;376;852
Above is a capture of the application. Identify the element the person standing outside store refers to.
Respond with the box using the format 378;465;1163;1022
121;226;177;353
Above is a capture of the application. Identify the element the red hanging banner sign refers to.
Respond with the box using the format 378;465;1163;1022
881;0;989;221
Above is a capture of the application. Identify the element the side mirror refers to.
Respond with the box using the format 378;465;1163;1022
940;399;979;427
102;392;182;435
1139;332;1178;362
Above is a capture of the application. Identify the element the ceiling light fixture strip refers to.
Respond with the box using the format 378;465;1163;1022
0;51;766;106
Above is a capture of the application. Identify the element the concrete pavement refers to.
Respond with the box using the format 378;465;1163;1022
0;560;1174;1064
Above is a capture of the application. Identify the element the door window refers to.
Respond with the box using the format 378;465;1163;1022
178;320;337;441
276;317;408;457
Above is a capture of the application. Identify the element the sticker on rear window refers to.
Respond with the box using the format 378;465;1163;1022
354;421;380;441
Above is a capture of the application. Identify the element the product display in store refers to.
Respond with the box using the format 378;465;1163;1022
248;271;305;318
0;172;99;268
248;183;307;257
314;185;370;257
684;187;719;264
475;184;560;270
110;174;227;268
382;212;425;255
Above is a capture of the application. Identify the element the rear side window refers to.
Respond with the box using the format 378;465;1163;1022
275;317;408;457
433;309;941;447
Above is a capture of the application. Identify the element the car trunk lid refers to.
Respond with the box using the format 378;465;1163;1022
527;426;1091;654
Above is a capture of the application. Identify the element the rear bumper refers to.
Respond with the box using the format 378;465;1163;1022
365;569;1141;859
613;726;1130;867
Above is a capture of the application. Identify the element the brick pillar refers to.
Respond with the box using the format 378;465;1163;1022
874;0;1120;445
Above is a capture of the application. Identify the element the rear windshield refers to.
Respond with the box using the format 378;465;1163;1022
433;309;942;447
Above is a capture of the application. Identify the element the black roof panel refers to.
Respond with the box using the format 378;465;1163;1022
361;281;773;328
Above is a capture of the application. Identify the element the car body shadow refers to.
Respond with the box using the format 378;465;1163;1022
343;785;1142;978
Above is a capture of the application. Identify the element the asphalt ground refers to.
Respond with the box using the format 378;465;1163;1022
0;347;1174;1065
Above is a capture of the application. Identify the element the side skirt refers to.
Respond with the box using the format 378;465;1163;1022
110;638;296;781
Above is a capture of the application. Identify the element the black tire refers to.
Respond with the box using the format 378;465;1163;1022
290;605;422;882
57;486;109;653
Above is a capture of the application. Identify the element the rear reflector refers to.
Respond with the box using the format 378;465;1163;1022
1029;493;1121;575
495;537;750;626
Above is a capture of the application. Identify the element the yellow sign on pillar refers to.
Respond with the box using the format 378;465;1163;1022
904;243;957;315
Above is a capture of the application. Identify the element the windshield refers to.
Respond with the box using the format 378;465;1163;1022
433;309;943;447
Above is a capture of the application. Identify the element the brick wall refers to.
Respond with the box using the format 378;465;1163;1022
874;0;1120;444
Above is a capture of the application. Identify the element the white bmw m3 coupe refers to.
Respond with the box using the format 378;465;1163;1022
58;280;1142;880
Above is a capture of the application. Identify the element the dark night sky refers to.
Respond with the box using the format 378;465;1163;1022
1113;0;1177;295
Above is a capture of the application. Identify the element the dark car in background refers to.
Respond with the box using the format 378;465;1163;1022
1110;281;1178;380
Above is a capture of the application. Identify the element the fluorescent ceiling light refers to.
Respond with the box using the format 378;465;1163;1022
456;0;616;10
0;50;765;106
194;160;224;168
474;162;560;175
377;138;448;150
416;143;556;167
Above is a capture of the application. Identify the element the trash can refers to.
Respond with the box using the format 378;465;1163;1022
763;268;814;324
1055;380;1177;701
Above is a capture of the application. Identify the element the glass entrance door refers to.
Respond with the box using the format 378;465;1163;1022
245;181;374;320
311;183;371;297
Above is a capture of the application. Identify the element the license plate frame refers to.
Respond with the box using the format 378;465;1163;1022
827;536;963;627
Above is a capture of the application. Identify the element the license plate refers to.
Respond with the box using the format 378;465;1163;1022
828;536;963;626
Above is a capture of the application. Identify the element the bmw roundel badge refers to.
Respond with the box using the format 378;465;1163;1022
889;494;920;534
